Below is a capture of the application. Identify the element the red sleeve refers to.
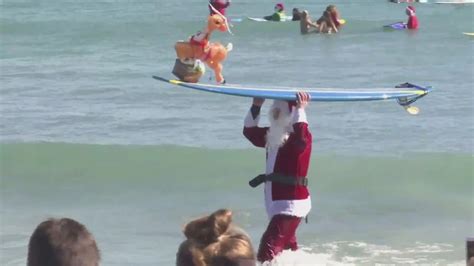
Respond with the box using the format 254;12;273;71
289;122;312;151
243;127;268;148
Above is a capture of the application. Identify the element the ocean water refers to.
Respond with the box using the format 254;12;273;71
1;0;473;265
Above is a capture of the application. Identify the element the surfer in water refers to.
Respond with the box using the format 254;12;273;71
243;92;312;263
209;0;231;16
405;6;418;29
264;3;286;21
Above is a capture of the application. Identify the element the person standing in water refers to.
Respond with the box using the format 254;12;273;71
300;10;319;34
264;3;286;21
405;5;418;29
243;92;312;263
316;5;342;33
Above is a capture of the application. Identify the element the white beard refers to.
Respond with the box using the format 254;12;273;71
266;113;291;149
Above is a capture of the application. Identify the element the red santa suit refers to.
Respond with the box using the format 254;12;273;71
209;0;230;16
243;103;312;262
406;6;418;30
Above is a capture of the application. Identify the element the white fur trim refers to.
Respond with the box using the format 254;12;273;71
266;146;278;175
244;109;260;127
264;181;312;219
264;146;311;219
292;108;308;124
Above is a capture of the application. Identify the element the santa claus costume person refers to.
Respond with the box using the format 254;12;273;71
243;92;312;263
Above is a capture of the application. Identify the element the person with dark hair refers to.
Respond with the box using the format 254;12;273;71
27;218;100;266
243;92;312;263
291;8;301;21
176;209;256;266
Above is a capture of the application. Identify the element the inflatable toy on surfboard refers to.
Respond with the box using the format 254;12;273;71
153;76;432;115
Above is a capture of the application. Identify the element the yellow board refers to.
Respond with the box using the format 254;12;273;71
462;32;474;36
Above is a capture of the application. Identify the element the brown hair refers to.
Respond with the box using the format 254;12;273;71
177;209;256;266
27;218;100;266
326;5;336;13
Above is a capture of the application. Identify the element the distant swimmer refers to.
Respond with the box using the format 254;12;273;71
264;3;286;21
299;10;319;34
209;0;231;16
316;5;343;34
328;5;344;29
405;6;419;29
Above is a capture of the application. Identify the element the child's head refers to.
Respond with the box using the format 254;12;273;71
177;209;256;266
292;8;300;16
275;3;284;12
27;218;100;266
406;6;416;16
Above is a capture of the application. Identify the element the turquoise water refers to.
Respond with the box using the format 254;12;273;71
1;0;473;265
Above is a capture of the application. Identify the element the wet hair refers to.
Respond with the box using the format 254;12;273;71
27;218;100;266
176;209;256;266
326;5;336;13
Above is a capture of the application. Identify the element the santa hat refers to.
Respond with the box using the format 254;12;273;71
406;6;416;16
275;3;284;11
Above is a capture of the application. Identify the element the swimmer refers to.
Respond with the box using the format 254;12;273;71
299;10;319;34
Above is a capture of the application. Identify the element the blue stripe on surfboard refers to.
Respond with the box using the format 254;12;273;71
152;76;431;102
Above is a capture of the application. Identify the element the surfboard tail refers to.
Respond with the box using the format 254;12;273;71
395;82;432;115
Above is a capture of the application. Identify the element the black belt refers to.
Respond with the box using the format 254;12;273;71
249;174;308;188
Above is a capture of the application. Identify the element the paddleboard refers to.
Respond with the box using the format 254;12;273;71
435;0;474;3
462;32;474;36
153;76;431;113
384;22;406;30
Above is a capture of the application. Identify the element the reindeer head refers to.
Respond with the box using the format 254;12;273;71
207;14;228;33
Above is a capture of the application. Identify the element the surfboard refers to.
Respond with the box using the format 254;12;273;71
384;22;406;30
153;76;431;114
463;32;474;36
247;16;294;22
389;0;427;3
